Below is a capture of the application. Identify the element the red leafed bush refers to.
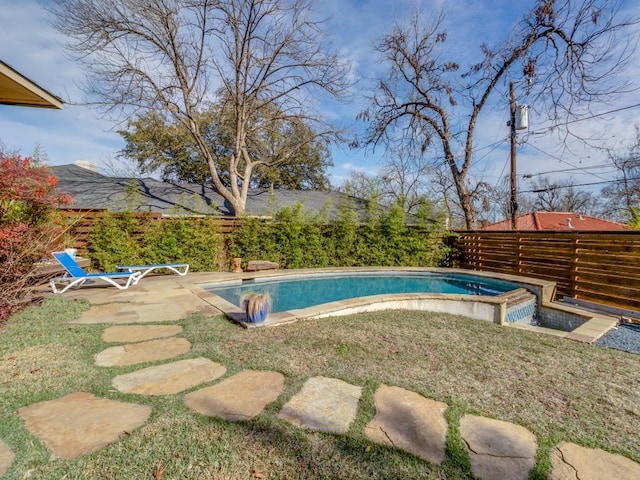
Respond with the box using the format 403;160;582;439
0;152;71;323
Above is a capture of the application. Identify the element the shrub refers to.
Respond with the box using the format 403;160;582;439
86;211;147;271
87;212;224;272
0;153;71;322
85;201;450;274
229;200;451;269
142;217;225;271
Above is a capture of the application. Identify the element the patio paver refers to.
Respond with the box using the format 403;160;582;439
18;392;151;460
185;370;285;421
459;414;537;480
550;441;640;480
102;324;183;343
0;439;14;478
277;376;362;434
72;292;218;325
112;357;226;395
365;384;448;464
95;337;191;367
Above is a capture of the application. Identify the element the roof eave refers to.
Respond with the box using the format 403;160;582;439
0;60;64;110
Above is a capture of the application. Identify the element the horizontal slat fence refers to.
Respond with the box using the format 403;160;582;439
451;231;640;312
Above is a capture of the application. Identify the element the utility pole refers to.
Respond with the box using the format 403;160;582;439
509;82;518;230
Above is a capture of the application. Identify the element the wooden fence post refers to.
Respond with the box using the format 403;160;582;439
569;233;579;299
516;233;523;274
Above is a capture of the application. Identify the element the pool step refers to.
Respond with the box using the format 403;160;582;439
505;289;537;325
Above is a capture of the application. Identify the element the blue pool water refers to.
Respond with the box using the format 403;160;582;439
208;272;519;313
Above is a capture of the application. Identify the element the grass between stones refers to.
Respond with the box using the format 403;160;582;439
1;296;639;479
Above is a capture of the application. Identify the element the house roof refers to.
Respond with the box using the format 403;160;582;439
482;212;629;231
50;164;370;218
0;60;63;109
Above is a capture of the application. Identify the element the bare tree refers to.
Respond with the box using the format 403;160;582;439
526;176;599;213
340;169;383;203
357;1;638;228
601;126;640;223
480;179;515;225
377;144;437;214
340;144;439;216
49;0;350;215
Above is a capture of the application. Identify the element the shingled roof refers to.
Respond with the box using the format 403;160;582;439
50;164;369;219
482;212;629;231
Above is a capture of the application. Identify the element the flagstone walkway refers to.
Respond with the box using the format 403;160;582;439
2;274;640;479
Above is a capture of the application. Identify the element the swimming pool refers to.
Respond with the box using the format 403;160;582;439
198;268;555;328
195;268;617;341
209;271;519;313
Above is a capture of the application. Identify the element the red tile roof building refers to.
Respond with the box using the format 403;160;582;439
481;212;629;231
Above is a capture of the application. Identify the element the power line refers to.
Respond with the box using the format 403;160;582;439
528;102;640;135
520;176;640;193
525;143;611;182
471;136;509;167
496;156;510;185
520;163;616;178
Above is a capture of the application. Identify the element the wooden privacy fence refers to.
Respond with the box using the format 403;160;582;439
450;231;640;312
58;209;239;252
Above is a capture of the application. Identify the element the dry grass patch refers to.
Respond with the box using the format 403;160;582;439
187;310;640;462
2;297;639;479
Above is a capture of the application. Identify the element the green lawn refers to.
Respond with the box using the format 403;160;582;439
1;296;639;479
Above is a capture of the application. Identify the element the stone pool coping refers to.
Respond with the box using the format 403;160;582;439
187;267;618;342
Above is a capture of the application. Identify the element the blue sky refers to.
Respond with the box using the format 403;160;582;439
1;0;640;193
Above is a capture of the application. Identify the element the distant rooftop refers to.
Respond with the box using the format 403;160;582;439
482;212;629;231
50;163;370;218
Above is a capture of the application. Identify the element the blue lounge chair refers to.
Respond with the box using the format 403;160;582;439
50;251;142;294
117;262;189;280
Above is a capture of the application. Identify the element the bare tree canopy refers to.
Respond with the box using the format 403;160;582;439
48;0;350;215
357;0;639;228
601;125;640;223
341;144;439;216
527;175;599;213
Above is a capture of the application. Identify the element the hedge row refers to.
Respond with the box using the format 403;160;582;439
228;203;450;269
85;203;451;272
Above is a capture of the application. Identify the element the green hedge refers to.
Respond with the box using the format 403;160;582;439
86;212;225;272
229;201;451;269
85;203;451;272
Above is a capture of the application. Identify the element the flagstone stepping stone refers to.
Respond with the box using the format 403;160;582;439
73;303;139;324
459;414;537;480
364;384;448;464
112;357;226;395
95;337;191;367
73;294;217;324
550;441;640;480
102;324;183;343
277;376;362;434
185;370;285;421
18;392;151;460
0;439;14;478
72;285;188;306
